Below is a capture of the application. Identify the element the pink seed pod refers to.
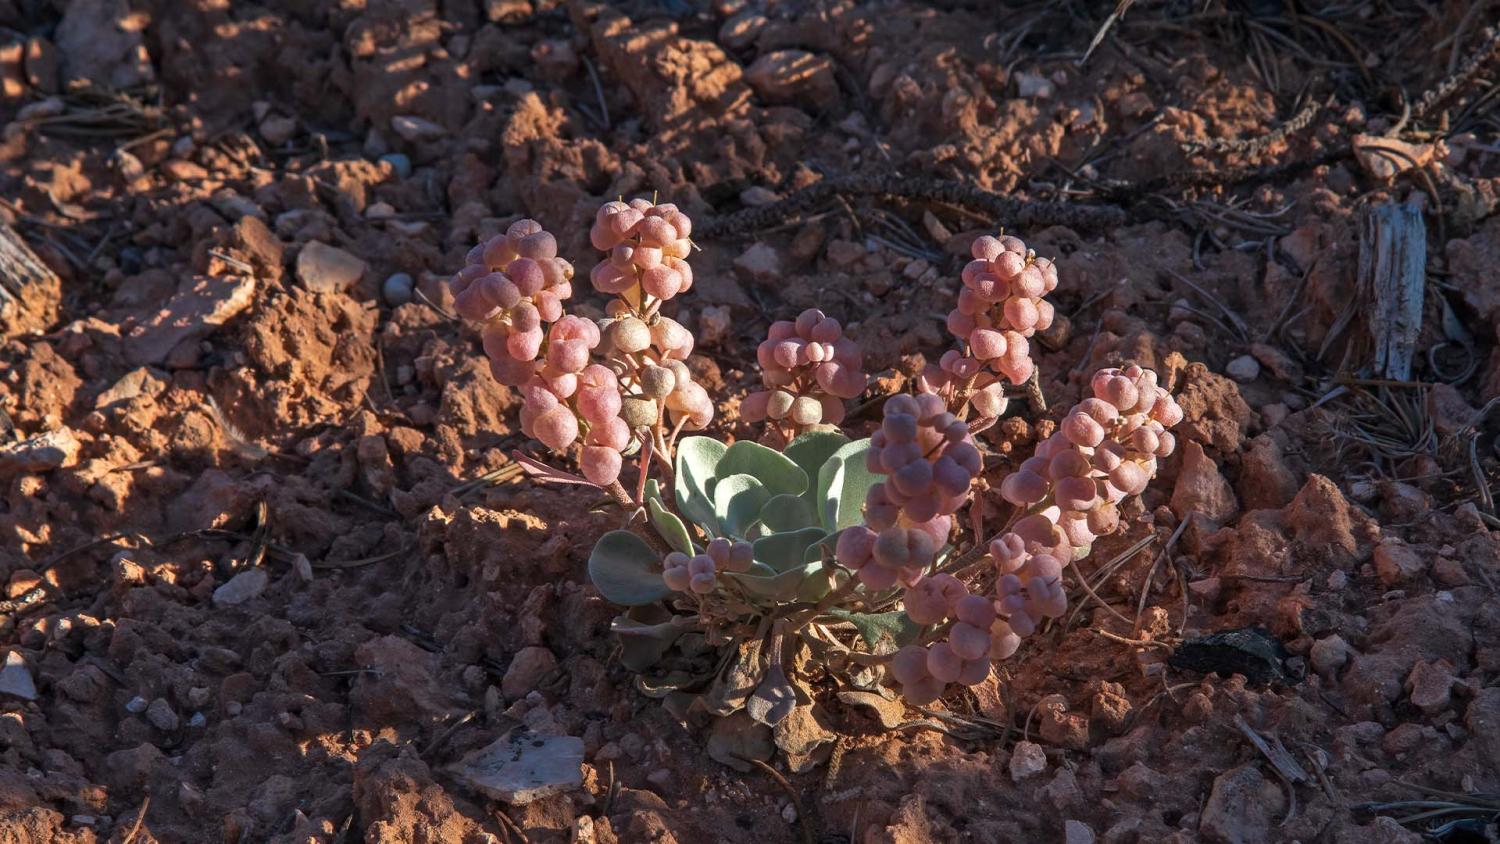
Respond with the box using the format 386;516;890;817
836;526;877;570
927;641;963;683
949;623;991;660
890;645;930;686
580;446;623;485
1061;412;1105;448
1000;469;1049;506
530;405;579;450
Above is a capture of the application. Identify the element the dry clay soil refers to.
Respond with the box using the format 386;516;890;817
3;1;1500;843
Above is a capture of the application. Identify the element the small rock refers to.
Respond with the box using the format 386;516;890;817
733;242;781;282
1374;540;1426;587
365;201;397;220
1015;71;1054;98
1009;740;1047;781
296;241;367;294
1406;659;1455;716
382;272;414;307
745;50;838;111
1170;440;1238;523
739;186;780;206
450;731;584;804
145;698;179;731
213;568;269;607
0;428;81;480
391;115;446;143
697;305;731;347
1064;820;1096;844
1225;355;1260;382
0;651;37;701
1199;763;1284;844
161;159;208;181
125;695;148;713
259;115;297;145
378;153;412;178
1309;635;1350;678
719;12;767;49
501;646;557;700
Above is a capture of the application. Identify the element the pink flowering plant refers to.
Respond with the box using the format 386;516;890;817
452;204;1183;729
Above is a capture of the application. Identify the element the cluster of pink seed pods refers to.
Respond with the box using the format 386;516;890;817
741;308;868;430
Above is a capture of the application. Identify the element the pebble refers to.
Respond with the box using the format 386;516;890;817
1225;355;1261;381
501;646;557;700
0;651;37;701
145;698;179;731
450;731;584;804
391;115;445;143
1065;820;1097;844
213;568;269;607
296;241;367;294
382;272;414;307
379;153;412;178
733;242;781;281
1309;635;1350;678
365;201;396;220
697;304;730;346
125;695;148;714
259;115;297;145
1015;71;1054;98
1009;740;1047;781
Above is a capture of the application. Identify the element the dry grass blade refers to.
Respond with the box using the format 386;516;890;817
750;759;816;844
120;795;152;844
1079;0;1136;66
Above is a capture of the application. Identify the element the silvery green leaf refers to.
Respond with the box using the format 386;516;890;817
724;563;820;601
674;437;725;534
714;440;808;498
827;608;924;649
713;474;770;538
746;663;797;727
588;530;670;606
759;494;816;532
648;498;694;555
816;438;877;531
611;615;692;672
751;526;827;573
784;430;850;503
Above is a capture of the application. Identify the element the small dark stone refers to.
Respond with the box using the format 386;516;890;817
1168;627;1291;686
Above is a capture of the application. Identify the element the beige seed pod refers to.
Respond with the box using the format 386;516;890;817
639;365;676;400
611;317;652;354
790;396;823;426
766;390;795;420
620;396;659;428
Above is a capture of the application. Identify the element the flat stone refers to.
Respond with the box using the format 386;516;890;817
296;241;366;294
0;651;37;701
145;698;180;731
451;732;584;805
213;568;268;607
95;367;167;409
1309;635;1350;678
1065;820;1097;844
733;242;781;282
391;115;446;143
123;275;256;366
0;428;80;480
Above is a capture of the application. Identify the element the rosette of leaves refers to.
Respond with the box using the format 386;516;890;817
588;430;880;609
586;431;891;755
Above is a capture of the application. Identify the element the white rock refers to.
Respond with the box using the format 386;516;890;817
1015;71;1054;98
125;695;148;713
733;242;781;281
213;568;269;607
1309;635;1350;678
451;732;584;804
0;651;38;701
296;241;367;294
1009;740;1047;781
1225;355;1261;382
